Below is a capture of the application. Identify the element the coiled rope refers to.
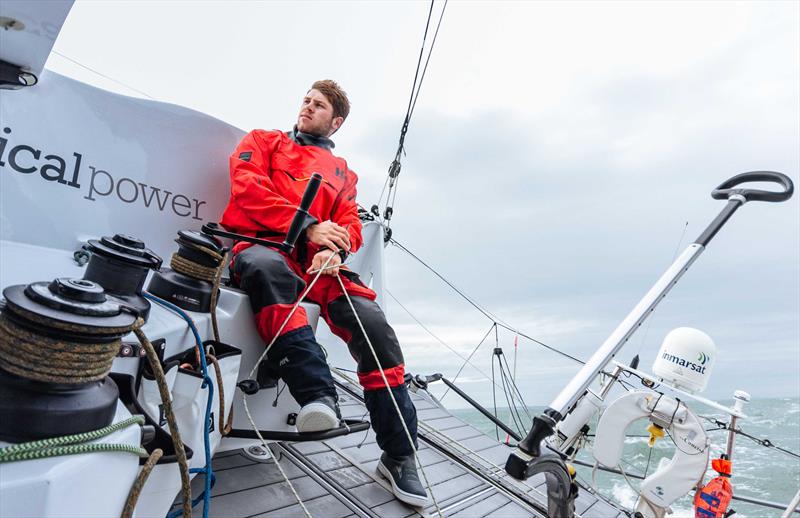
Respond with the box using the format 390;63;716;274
0;309;127;384
0;298;192;517
169;242;228;343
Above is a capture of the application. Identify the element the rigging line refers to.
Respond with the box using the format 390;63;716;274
382;0;449;217
498;352;533;420
398;0;435;152
491;357;500;441
385;288;503;390
500;364;530;431
497;359;527;435
699;416;800;460
389;238;506;323
635;220;689;355
408;0;449;120
441;323;497;400
494;354;523;435
50;50;156;100
390;237;586;365
378;0;435;209
494;355;527;430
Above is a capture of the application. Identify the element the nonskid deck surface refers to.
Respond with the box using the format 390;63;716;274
179;380;626;517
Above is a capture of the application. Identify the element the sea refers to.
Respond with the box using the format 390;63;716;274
451;397;800;517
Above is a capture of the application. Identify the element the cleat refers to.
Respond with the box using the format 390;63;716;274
377;452;429;507
296;396;339;433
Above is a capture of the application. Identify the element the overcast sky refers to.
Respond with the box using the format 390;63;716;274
47;1;799;409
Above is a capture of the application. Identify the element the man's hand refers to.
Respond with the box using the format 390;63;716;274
307;249;342;276
305;221;350;252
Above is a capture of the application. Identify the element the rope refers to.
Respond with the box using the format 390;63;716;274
331;366;590;517
121;448;164;518
0;415;145;457
132;319;193;518
207;353;234;436
0;313;122;384
168;242;228;344
335;275;444;518
0;296;188;516
0;443;147;463
238;251;341;518
143;295;217;518
0;415;148;463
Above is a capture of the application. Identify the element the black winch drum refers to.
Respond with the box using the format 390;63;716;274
0;278;136;442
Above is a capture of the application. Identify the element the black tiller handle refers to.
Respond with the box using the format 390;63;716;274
711;171;794;203
282;172;323;251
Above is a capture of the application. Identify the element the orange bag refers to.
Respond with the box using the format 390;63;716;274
694;459;733;518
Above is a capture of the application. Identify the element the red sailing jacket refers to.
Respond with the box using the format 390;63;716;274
220;129;363;258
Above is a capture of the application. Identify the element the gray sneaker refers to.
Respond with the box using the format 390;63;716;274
296;396;340;433
377;452;429;507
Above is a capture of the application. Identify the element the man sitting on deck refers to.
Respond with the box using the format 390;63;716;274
219;80;429;507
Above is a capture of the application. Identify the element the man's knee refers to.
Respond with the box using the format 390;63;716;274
233;247;306;311
328;296;403;366
329;296;390;338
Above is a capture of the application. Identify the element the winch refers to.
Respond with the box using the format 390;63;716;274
0;277;137;441
146;230;226;313
83;233;163;320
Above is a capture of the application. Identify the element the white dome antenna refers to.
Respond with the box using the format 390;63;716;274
653;327;717;394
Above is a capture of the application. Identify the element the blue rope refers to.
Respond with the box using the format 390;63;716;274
144;293;215;518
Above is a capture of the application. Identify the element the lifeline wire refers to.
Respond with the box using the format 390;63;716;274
335;275;444;518
389;287;531;436
440;323;496;400
701;415;800;460
386;288;509;392
390;238;586;364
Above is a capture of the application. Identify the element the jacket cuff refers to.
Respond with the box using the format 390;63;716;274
319;246;348;262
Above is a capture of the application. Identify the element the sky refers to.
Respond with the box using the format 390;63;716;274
46;1;799;409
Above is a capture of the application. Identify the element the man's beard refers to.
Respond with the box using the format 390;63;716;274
301;118;333;137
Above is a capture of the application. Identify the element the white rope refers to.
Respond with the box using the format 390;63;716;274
240;251;339;518
246;253;337;379
331;366;590;518
335;275;444;517
241;402;313;518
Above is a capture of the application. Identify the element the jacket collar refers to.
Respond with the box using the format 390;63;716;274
288;126;335;150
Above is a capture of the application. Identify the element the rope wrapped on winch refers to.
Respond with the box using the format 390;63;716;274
0;277;193;518
0;278;136;385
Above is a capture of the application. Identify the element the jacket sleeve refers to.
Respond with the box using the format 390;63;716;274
330;167;363;253
227;130;317;234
